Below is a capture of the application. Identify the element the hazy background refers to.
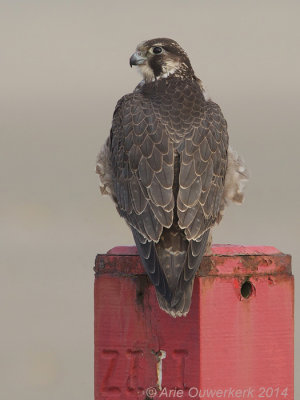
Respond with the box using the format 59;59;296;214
0;1;299;398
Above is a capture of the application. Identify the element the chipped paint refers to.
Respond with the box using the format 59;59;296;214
155;350;166;391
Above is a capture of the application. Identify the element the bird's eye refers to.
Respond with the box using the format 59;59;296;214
152;46;163;54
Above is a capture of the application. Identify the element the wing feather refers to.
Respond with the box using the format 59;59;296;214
178;101;228;241
109;93;174;299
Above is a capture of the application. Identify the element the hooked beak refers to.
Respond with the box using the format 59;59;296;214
129;51;147;67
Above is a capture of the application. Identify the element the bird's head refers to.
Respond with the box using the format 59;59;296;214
129;38;194;83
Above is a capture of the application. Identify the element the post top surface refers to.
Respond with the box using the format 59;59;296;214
106;245;281;256
95;245;291;277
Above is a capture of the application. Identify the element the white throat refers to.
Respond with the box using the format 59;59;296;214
138;60;180;83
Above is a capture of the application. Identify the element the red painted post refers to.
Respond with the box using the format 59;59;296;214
94;245;294;400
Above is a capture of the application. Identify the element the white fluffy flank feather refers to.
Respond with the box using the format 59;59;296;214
96;139;114;198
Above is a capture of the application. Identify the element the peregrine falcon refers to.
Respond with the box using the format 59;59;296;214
96;38;248;317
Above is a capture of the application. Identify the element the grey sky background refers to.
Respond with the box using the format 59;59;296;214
0;1;299;399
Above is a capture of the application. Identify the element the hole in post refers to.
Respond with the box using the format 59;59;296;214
241;280;254;299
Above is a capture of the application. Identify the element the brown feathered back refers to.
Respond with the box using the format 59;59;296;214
107;76;228;316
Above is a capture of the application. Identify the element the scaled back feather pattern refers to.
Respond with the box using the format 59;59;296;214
96;38;248;317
